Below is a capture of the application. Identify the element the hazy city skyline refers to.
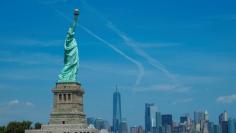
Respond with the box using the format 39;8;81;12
0;0;236;127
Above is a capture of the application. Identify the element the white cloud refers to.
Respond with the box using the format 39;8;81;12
217;94;236;104
25;102;34;107
172;98;193;105
7;100;34;107
0;100;36;125
135;84;190;93
8;100;20;105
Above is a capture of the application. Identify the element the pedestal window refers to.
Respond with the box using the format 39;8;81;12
68;94;71;101
59;94;62;101
63;94;67;101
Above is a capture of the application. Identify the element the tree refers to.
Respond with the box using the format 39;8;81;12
21;121;32;130
0;126;5;133
5;121;32;133
34;122;42;129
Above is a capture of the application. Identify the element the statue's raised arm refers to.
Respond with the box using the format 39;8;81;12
69;9;79;34
58;9;80;83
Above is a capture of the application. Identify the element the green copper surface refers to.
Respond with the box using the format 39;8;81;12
58;10;79;83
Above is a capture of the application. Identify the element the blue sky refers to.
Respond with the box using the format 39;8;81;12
0;0;236;126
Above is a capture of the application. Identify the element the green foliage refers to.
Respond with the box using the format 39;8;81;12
0;121;43;133
4;121;32;133
0;126;5;133
34;122;42;129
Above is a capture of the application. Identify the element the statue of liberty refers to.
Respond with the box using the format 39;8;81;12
58;9;79;83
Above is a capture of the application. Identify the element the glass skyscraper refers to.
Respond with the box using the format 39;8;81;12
161;114;172;133
162;114;172;126
113;88;122;133
120;120;128;133
130;126;144;133
194;111;205;124
156;111;162;133
145;103;157;133
219;111;228;133
228;118;236;133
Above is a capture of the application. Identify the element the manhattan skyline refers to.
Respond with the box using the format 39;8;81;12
0;0;236;127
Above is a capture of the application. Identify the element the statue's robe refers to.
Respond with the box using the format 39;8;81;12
58;18;79;83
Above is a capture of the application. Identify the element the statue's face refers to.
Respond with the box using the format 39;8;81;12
68;28;73;34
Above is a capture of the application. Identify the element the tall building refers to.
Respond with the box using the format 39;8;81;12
194;111;205;124
94;118;110;131
130;127;137;133
204;110;209;121
172;124;187;133
219;111;228;123
120;119;128;133
87;117;111;131
161;114;172;133
221;121;228;133
219;111;228;133
180;114;192;132
87;117;96;125
162;125;171;133
208;122;215;133
180;116;188;124
162;114;172;126
130;126;144;133
203;122;209;133
156;112;162;133
194;111;206;132
145;103;157;133
213;124;220;133
113;88;122;133
228;118;236;133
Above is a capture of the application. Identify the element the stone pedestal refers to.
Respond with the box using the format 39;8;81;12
50;82;86;124
25;83;98;133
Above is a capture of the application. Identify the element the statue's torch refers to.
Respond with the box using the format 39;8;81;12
71;9;79;31
74;9;79;20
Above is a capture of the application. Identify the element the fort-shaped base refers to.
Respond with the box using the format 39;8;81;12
25;124;98;133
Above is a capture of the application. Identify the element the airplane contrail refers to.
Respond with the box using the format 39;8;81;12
79;25;144;87
107;22;176;81
80;0;176;82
